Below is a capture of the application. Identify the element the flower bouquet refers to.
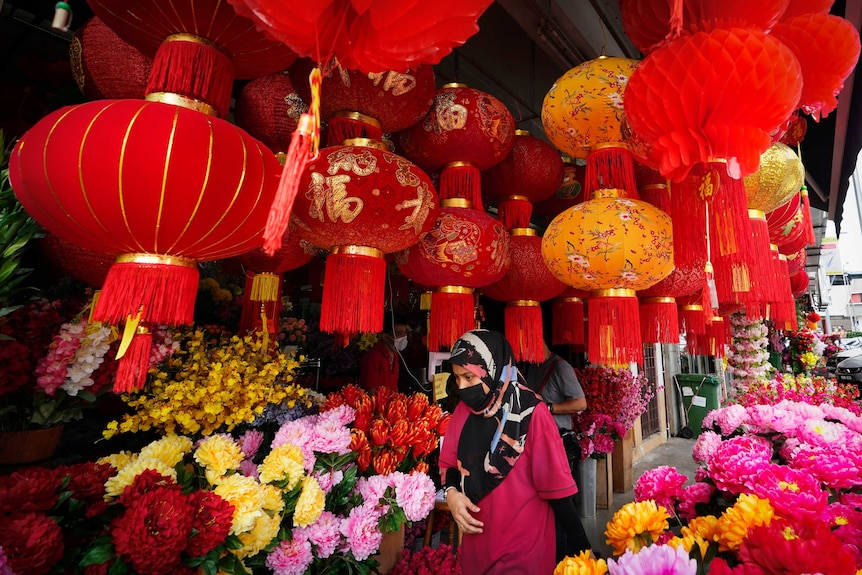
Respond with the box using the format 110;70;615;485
278;317;308;350
785;328;826;374
727;314;774;391
574;366;654;433
570;411;625;460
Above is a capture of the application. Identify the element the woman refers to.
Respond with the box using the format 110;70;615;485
439;329;591;574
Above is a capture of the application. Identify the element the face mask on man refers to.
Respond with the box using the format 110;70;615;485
393;336;408;352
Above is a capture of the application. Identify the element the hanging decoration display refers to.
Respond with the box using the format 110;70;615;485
234;72;307;157
743;143;805;213
70;16;153;100
482;130;564;229
400;83;516;210
552;287;589;347
619;0;674;55
542;189;674;365
396;200;511;351
542;57;641;197
38;234;116;288
623;27;802;181
767;194;809;255
290;139;439;337
789;269;810;297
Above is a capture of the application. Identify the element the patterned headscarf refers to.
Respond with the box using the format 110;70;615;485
449;329;542;503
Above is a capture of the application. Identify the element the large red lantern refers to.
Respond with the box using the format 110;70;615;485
683;0;790;32
771;13;861;121
400;83;515;210
786;248;806;276
624;28;803;181
38;234;115;288
789;270;810;297
396;200;511;351
532;159;587;225
620;0;674;55
482;130;564;229
70;17;153;101
10;99;281;390
767;195;809;254
290;140;439;336
781;0;835;19
234;72;306;156
227;0;494;73
483;231;567;363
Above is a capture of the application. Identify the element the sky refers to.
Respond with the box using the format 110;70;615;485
834;150;862;273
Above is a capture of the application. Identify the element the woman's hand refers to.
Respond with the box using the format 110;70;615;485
446;489;484;534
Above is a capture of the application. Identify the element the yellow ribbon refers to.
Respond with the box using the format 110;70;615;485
116;307;143;360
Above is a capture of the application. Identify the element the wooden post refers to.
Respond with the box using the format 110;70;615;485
595;453;614;509
613;428;634;493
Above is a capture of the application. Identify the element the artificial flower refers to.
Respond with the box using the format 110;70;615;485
294;476;325;527
0;545;12;575
737;517;857;574
237;512;281;559
186;490;235;558
259;443;306;487
715;494;774;552
213;474;267;536
706;435;773;494
677;483;715;522
0;467;60;514
342;503;384;561
607;544;696;575
0;512;64;575
117;469;179;507
393;472;436;522
103;456;177;499
691;430;722;464
750;463;828;521
266;532;314;575
633;466;687;512
554;550;608;575
194;434;244;484
138;434;193;468
297;511;342;559
605;501;670;555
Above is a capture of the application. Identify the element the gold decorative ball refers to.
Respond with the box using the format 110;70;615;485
744;142;804;212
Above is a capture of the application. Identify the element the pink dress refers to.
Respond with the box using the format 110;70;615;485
440;402;577;575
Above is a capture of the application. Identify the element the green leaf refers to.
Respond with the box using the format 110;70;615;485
107;559;132;575
78;389;98;402
80;540;115;567
225;534;244;550
200;557;218;575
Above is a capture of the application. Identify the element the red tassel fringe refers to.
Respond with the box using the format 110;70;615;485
440;164;483;210
326;116;384;146
146;38;234;118
679;304;707;335
586;146;639;200
639;298;679;344
320;250;386;336
428;289;475;352
773;256;798;330
552;298;585;346
588;293;642;366
669;174;707;272
498;197;533;230
706;317;727;358
749;215;775;307
93;260;199;325
800;186;816;246
505;303;544;363
114;330;153;394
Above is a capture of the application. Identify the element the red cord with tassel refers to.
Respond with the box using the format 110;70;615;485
799;185;817;246
428;287;475;352
263;67;322;256
505;301;545;364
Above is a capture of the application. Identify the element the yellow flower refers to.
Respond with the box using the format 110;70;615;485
553;551;608;575
716;494;774;551
237;512;281;558
261;484;285;515
294;476;325;527
138;435;193;468
97;450;135;471
682;515;720;542
258;444;305;487
103;456;177;499
214;474;267;536
667;534;710;559
605;501;670;556
195;435;244;484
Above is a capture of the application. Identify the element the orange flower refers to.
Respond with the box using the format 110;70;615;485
372;449;398;475
353;399;373;432
389;420;410;448
414;461;429;474
407;393;430;420
370;419;391;446
349;428;369;453
341;384;368;408
356;447;372;472
436;412;452;436
386;398;408;422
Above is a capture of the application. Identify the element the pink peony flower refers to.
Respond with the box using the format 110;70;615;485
608;544;697;575
691;431;723;465
313;469;344;494
319;404;356;427
307;417;353;456
820;404;862;434
266;533;314;575
678;482;715;521
705;404;748;436
796;418;853;449
296;511;342;559
787;443;862;490
744;404;801;435
707;435;773;494
750;464;829;521
393;473;436;522
356;475;390;506
634;466;687;512
238;429;264;460
342;503;384;561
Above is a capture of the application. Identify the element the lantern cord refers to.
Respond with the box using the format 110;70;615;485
384;269;431;393
704;201;718;311
263;68;321;255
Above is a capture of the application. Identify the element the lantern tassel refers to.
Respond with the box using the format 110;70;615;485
428;287;475;352
706;317;726;358
505;301;544;364
585;145;639;199
552;297;585;346
749;212;775;316
114;327;152;394
639;297;679;344
320;247;386;336
250;272;281;302
800;185;816;245
263;68;321;256
588;290;642;366
498;197;533;230
440;162;483;211
326;113;383;146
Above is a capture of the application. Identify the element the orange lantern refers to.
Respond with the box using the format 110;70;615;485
542;57;641;198
744;143;805;213
542;189;674;365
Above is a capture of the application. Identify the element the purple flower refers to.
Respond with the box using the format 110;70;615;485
634;466;687;512
0;545;13;575
296;511;343;558
341;503;384;561
608;544;697;575
266;533;314;575
678;482;715;521
393;472;436;522
238;459;260;480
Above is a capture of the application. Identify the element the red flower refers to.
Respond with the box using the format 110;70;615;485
111;487;194;575
83;563;109;575
57;462;114;505
389;419;410;448
406;393;430;421
186;491;234;558
738;517;856;574
119;468;180;506
0;512;64;575
372;448;398;475
0;467;61;515
370;418;391;446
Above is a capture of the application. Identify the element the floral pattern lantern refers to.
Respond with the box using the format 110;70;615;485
396;200;511;351
623;27;802;181
10;99;282;391
291;140;439;337
400;83;516;210
542;190;674;365
234;72;306;157
483;231;567;363
743;143;805;213
542;57;641;198
482;130;564;229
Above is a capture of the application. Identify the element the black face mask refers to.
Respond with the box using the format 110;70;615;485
459;383;493;412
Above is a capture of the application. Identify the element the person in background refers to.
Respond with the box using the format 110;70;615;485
440;329;591;574
519;341;588;561
359;312;408;393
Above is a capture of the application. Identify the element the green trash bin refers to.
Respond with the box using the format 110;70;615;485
675;374;722;437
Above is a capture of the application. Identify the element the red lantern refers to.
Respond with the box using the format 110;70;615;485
319;64;436;145
620;0;674;55
38;234;115;288
227;0;494;73
482;130;565;229
70;17;153;100
532;160;587;225
767;195;809;254
786;247;806;276
290;140;439;336
624;27;803;181
396;200;511;350
639;297;680;344
777;113;808;146
483;231;567;363
677;291;709;336
781;0;835;19
684;1;790;32
771;13;861;121
11;100;280;391
234;72;306;156
552;287;588;346
399;83;516;210
770;247;798;330
789;269;810;297
705;316;728;358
